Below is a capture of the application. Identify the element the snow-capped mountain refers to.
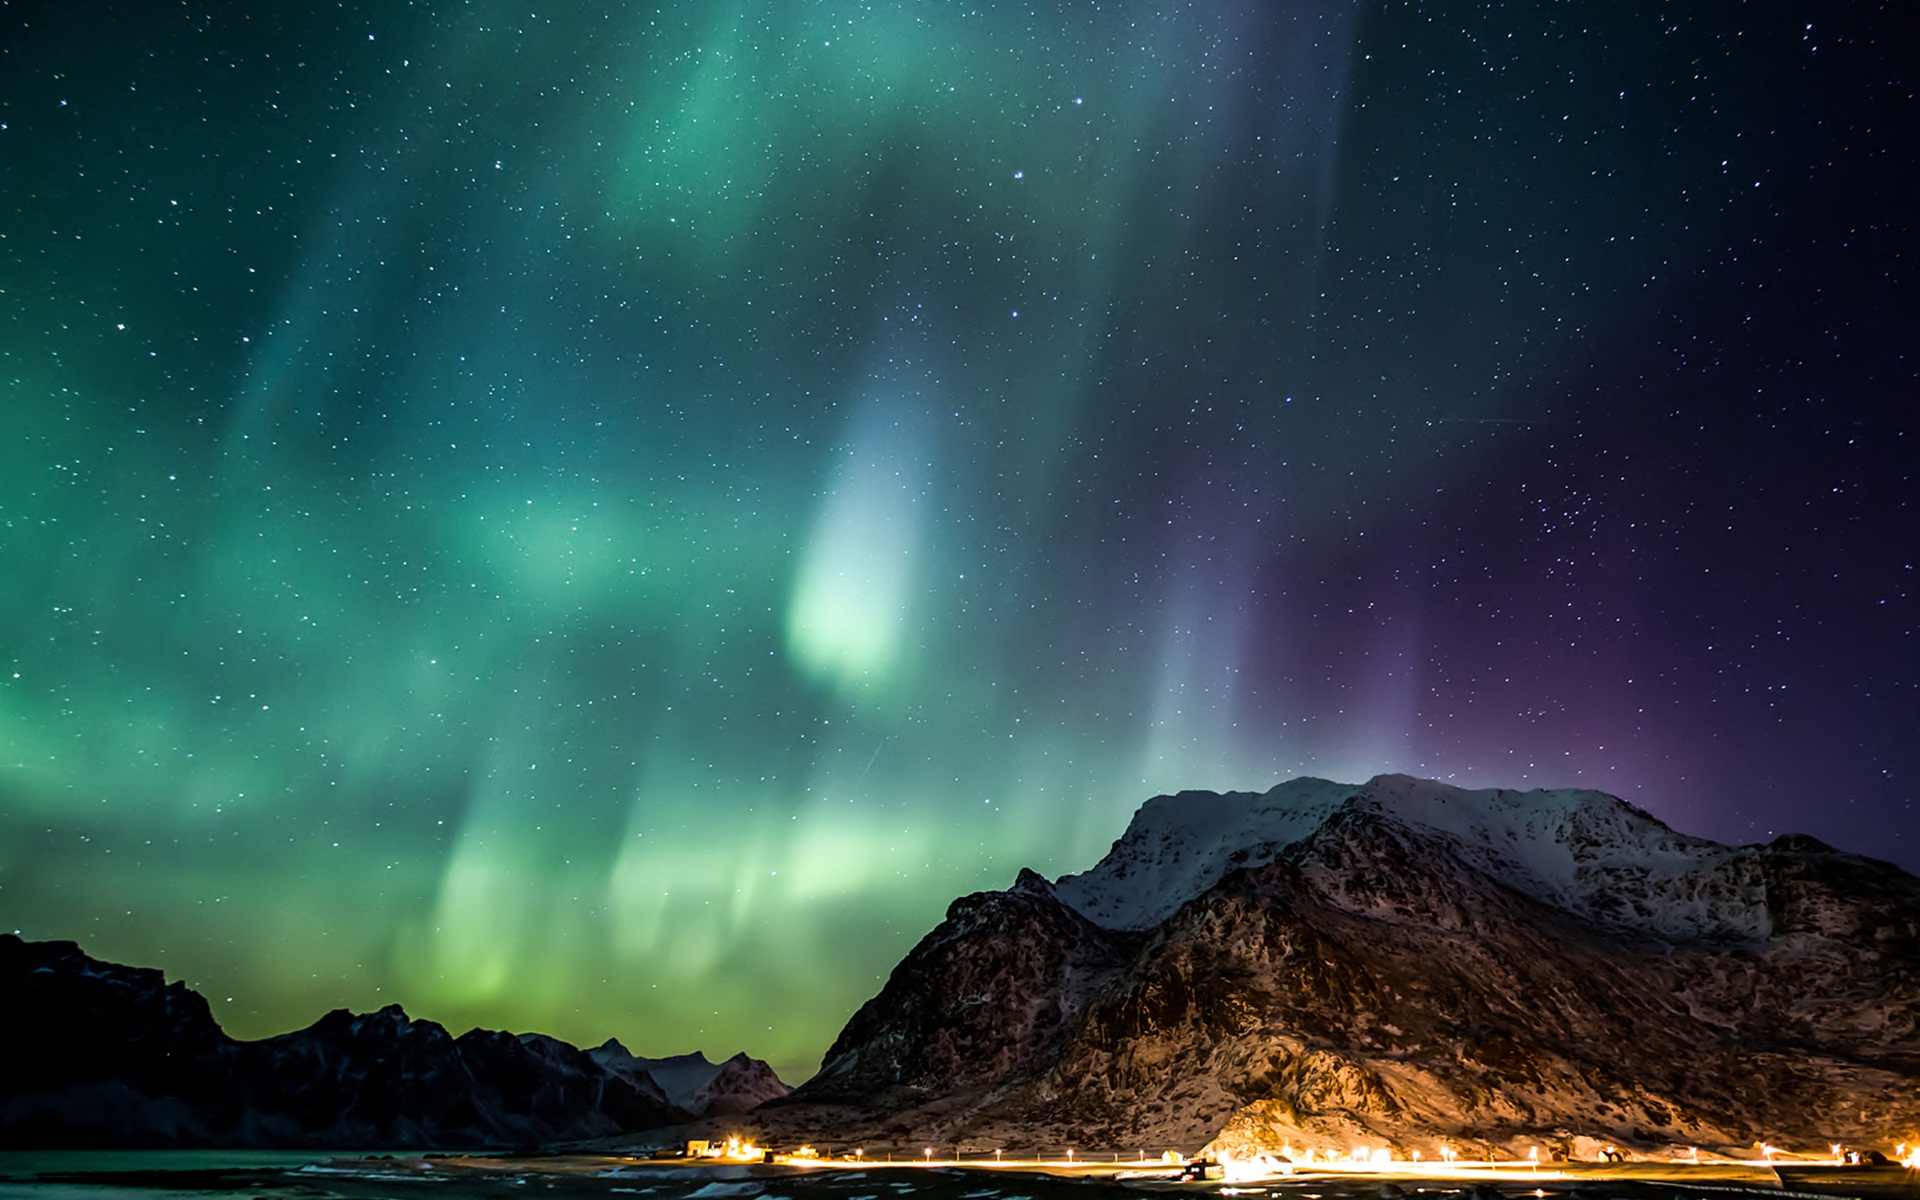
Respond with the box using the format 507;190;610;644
761;775;1920;1159
0;935;784;1148
589;1043;791;1116
1053;774;1772;940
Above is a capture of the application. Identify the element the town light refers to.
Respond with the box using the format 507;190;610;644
715;1135;760;1161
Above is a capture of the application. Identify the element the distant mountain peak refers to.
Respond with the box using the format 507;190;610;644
588;1042;788;1117
1011;866;1055;894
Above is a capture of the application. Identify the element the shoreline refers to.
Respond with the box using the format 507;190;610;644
4;1146;1916;1200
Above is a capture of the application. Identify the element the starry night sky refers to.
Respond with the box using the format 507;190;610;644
2;0;1914;1082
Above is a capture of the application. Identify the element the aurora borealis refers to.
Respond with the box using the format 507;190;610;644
1;0;1914;1083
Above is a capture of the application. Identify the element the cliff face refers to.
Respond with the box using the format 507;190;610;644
776;776;1920;1159
803;868;1144;1104
0;935;700;1148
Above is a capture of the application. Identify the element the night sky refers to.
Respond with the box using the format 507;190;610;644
2;0;1914;1083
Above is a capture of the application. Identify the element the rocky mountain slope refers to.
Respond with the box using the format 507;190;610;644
0;935;782;1147
590;1044;791;1116
760;775;1920;1160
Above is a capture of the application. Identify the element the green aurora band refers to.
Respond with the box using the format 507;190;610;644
3;1;1914;1083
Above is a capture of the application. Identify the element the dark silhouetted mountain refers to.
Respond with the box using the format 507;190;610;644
0;935;707;1147
1;936;244;1146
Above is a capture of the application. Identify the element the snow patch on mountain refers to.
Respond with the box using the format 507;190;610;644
1352;773;1773;940
1050;774;1772;940
1051;777;1354;930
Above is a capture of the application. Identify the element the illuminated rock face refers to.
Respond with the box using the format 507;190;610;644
800;867;1145;1101
782;776;1920;1159
0;936;699;1147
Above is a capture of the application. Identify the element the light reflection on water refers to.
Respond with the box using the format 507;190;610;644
0;1153;1901;1200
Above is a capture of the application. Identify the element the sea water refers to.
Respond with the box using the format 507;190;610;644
0;1152;1897;1200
